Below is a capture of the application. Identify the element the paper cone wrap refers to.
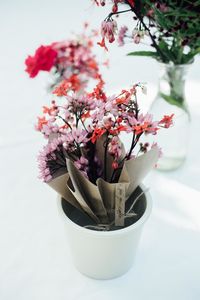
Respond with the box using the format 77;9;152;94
47;139;159;227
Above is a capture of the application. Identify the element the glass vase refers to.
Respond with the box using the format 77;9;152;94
150;63;191;171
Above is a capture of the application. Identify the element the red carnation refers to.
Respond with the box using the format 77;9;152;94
25;45;58;78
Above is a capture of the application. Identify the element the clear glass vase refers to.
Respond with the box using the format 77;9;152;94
150;63;191;171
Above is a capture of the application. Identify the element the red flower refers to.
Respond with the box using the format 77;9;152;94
35;116;48;131
159;114;174;128
133;122;159;135
52;75;82;96
91;128;106;143
112;161;119;169
25;45;58;78
97;38;108;51
109;125;128;135
88;77;106;101
53;80;69;97
126;0;135;7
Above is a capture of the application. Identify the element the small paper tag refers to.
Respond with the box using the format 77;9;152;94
115;184;125;226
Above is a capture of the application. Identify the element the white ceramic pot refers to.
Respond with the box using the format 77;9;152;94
57;185;152;280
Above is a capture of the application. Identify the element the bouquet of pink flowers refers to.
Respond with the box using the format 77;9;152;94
36;81;173;229
25;26;105;92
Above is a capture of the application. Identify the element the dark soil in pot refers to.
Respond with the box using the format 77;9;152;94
61;186;147;231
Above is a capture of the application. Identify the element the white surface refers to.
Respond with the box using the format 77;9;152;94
0;1;200;299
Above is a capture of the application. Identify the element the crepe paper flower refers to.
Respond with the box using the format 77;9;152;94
25;45;58;78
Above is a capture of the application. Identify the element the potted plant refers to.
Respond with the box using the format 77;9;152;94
93;0;200;170
35;79;173;279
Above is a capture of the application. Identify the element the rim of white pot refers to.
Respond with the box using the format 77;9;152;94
57;184;152;237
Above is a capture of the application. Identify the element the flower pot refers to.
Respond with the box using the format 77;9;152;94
57;185;152;280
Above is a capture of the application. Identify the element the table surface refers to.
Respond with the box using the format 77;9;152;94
0;1;200;299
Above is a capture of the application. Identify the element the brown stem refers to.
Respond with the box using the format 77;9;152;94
106;2;168;62
106;8;132;20
131;8;168;62
58;115;72;130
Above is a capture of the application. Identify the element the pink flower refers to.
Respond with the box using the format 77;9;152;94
62;128;89;150
74;156;89;178
118;26;128;46
128;113;159;135
159;114;174;128
66;93;97;113
132;30;145;44
100;20;117;43
102;114;115;129
108;136;122;159
37;139;66;182
35;117;59;138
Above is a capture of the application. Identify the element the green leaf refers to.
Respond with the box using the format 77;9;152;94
127;51;159;59
160;93;189;114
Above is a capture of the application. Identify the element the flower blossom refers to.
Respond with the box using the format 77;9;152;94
98;20;117;50
128;113;159;135
37;139;66;182
36;82;173;183
25;45;57;78
132;29;145;44
159;114;174;128
108;136;122;159
66;93;97;115
74;156;89;178
35;116;59;138
118;26;128;46
91;128;106;144
62;128;89;151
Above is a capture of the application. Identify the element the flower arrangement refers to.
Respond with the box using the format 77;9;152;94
36;81;173;230
25;26;105;92
93;0;200;109
94;0;200;64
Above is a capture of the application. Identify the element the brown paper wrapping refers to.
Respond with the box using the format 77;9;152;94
47;140;159;226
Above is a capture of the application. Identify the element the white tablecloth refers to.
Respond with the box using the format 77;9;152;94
0;1;200;299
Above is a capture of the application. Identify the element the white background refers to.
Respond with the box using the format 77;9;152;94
0;1;200;299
